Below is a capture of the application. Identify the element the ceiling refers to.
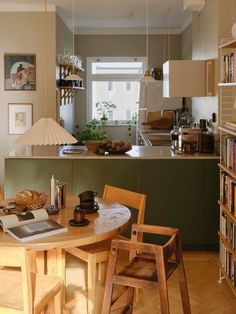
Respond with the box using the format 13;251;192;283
0;0;194;34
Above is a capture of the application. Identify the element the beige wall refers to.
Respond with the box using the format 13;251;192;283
0;12;56;153
56;14;74;134
191;0;219;129
75;34;181;134
181;24;192;60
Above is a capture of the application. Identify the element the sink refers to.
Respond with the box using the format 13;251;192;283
148;139;171;146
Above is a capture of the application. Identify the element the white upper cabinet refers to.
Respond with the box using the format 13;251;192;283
163;60;206;98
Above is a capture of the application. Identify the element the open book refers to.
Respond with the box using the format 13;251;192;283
0;209;67;242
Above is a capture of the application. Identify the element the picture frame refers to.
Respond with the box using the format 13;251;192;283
205;59;215;96
8;103;33;135
4;54;36;90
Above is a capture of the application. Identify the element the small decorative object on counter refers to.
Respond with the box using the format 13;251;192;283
46;204;59;215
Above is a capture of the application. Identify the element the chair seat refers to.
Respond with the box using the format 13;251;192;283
117;257;178;282
0;269;62;311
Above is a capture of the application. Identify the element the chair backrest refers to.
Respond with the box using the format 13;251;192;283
0;246;33;313
130;223;180;262
103;184;146;224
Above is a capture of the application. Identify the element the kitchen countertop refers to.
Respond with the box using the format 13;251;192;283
4;145;219;160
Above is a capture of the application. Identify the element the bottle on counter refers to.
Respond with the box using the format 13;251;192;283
50;174;56;205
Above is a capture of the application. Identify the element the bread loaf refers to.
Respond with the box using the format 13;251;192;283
15;189;41;205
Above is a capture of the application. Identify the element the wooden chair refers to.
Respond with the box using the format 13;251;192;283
102;223;191;314
66;185;146;314
0;246;62;314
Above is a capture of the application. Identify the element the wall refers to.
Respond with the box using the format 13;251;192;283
74;34;181;143
0;11;56;190
181;23;192;60
56;14;74;134
191;0;219;127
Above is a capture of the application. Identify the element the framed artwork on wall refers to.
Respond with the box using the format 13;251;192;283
4;54;36;90
8;103;33;135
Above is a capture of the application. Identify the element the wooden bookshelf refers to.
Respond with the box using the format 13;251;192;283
218;38;236;296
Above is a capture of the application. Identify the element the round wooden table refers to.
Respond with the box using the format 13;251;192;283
0;195;131;310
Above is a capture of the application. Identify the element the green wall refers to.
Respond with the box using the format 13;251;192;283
5;158;219;249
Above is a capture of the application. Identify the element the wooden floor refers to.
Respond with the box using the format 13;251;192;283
66;251;236;314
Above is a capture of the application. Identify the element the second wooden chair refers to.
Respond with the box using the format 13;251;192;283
66;184;146;314
0;246;62;314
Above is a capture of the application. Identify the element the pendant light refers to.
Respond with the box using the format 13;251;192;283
140;0;156;84
65;0;83;81
15;0;77;145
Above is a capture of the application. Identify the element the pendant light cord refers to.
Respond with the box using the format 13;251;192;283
72;0;75;59
146;0;149;72
44;0;48;117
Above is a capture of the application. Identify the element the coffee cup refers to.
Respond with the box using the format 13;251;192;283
80;201;98;210
79;191;97;202
74;208;85;223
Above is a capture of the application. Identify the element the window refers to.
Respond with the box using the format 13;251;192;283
87;57;146;123
125;81;131;92
107;81;113;91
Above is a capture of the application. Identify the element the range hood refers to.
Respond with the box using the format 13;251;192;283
163;60;206;98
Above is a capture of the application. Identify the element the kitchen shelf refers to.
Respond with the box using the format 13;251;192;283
57;63;84;105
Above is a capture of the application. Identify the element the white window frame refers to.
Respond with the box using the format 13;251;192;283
86;57;147;123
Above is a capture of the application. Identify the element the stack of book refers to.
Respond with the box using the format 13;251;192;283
221;53;236;83
220;171;236;216
221;135;236;171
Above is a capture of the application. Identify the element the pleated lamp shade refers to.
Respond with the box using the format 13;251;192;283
15;118;77;145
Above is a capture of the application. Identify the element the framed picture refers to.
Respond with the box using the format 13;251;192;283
4;54;36;90
8;103;33;135
205;59;215;96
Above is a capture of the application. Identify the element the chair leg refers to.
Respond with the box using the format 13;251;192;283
135;288;143;305
98;262;106;284
177;263;191;314
87;254;97;314
101;250;117;314
125;287;134;313
156;260;170;314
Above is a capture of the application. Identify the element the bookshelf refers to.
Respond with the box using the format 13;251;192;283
218;38;236;295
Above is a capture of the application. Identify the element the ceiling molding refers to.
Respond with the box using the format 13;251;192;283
76;27;182;35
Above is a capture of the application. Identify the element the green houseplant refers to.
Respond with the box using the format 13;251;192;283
95;101;117;124
75;119;109;150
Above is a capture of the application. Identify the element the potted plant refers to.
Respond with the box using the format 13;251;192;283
95;101;117;124
75;119;109;150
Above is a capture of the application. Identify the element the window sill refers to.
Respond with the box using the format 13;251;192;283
101;123;137;127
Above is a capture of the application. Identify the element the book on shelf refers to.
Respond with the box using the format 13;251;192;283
221;53;236;83
0;208;67;242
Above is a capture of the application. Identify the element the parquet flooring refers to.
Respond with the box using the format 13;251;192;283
66;251;236;314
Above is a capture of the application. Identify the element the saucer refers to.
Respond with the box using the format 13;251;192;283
75;205;99;214
69;218;89;227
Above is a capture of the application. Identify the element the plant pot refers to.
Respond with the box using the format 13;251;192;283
84;140;104;151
